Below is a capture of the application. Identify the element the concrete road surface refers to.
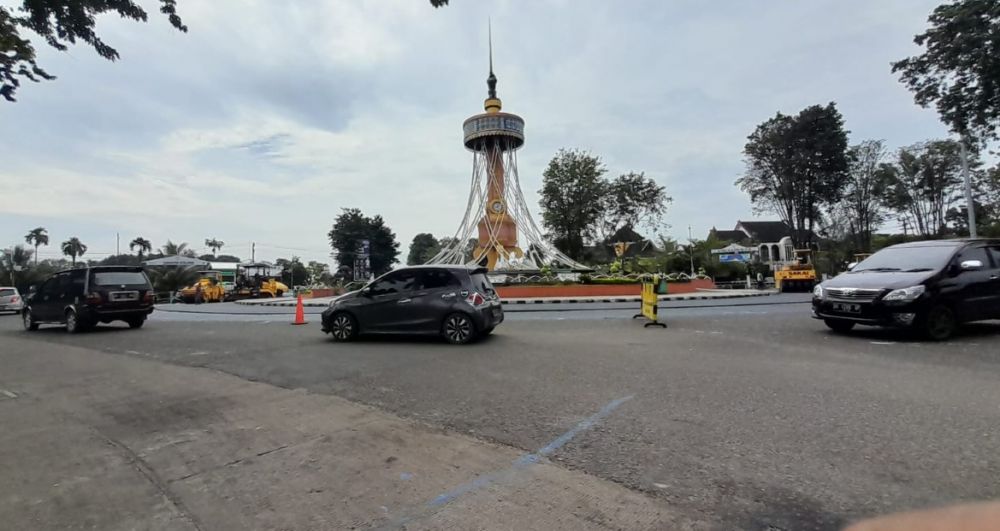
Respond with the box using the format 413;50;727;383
1;301;999;530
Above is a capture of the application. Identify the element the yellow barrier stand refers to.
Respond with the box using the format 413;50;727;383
633;275;667;328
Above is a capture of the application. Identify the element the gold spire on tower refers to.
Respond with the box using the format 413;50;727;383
484;20;502;114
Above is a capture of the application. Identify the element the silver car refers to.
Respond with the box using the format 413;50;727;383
0;287;23;314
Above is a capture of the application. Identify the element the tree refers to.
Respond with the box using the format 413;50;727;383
407;233;441;265
2;0;450;103
881;140;970;237
213;254;242;263
601;172;671;240
832;140;891;253
275;256;310;288
328;208;400;279
946;163;1000;236
736;103;850;248
1;0;186;102
437;237;478;263
161;240;196;258
307;261;333;286
539;149;609;260
24;227;48;265
1;245;33;286
204;238;224;256
892;1;1000;144
129;237;152;259
60;237;86;266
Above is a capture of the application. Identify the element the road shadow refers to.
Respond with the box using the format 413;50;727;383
324;331;503;347
821;320;1000;343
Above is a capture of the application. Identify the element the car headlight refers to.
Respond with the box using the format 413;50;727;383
812;284;824;298
882;285;925;302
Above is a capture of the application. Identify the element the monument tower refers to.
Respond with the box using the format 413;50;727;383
429;29;588;272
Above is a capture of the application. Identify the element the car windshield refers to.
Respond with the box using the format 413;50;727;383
0;288;15;297
853;245;957;272
92;271;149;286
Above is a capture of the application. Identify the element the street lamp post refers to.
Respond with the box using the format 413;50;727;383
959;140;977;238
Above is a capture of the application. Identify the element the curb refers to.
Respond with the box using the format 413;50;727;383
235;291;775;308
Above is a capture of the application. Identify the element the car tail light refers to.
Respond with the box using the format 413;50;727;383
143;291;155;304
10;296;18;303
86;292;102;304
465;292;486;306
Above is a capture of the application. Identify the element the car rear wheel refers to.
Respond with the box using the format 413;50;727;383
329;313;357;342
65;309;83;334
919;305;956;341
127;317;145;329
22;309;38;331
824;319;855;333
443;313;476;345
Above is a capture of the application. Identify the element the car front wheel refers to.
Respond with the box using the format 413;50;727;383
443;313;476;345
824;319;855;333
22;309;38;331
919;305;956;341
329;313;357;342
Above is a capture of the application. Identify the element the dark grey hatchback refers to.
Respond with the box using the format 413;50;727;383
321;265;504;344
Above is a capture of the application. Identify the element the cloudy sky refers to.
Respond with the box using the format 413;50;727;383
1;0;950;265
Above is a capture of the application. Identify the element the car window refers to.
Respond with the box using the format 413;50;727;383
987;246;1000;269
368;270;418;296
854;245;958;272
955;247;990;269
469;271;497;297
93;271;149;287
0;288;15;297
418;270;460;290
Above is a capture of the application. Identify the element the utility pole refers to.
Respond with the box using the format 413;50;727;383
902;219;908;238
251;242;256;262
116;233;120;256
688;225;695;277
959;140;977;238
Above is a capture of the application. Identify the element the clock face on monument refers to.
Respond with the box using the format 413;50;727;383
489;199;505;215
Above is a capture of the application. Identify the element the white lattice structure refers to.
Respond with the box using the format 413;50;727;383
427;41;588;273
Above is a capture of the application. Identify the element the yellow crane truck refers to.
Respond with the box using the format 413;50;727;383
774;249;818;292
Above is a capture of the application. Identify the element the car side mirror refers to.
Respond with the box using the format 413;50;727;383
960;259;984;271
360;287;372;297
847;262;858;271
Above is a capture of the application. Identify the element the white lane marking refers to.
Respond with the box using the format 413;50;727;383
1;390;17;399
870;341;895;345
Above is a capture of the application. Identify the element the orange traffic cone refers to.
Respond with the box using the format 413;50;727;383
291;295;308;325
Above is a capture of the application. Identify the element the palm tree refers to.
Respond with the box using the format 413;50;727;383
160;240;196;257
204;238;225;256
61;237;87;266
24;227;48;265
130;237;152;259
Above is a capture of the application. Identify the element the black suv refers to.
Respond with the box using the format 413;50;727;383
813;239;1000;340
321;265;504;344
23;266;155;333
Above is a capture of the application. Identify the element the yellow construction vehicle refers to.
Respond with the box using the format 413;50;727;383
225;263;289;301
179;271;226;303
774;249;818;292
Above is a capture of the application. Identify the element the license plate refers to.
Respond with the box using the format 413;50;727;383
832;302;861;314
110;291;139;301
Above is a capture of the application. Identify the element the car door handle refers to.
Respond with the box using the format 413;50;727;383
441;292;456;299
398;298;412;304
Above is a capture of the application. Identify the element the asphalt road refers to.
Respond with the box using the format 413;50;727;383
2;298;1000;530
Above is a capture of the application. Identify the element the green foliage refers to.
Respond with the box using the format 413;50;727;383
129;237;152;258
0;0;186;102
602;172;671;238
97;254;143;266
148;267;199;294
275;257;310;287
881;140;972;237
160;240;196;258
24;227;48;265
60;237;86;266
213;254;242;263
328;208;400;278
306;261;333;286
830;140;891;253
438;237;478;262
737;103;850;247
893;0;1000;144
540;149;608;261
204;238;225;256
407;233;441;265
